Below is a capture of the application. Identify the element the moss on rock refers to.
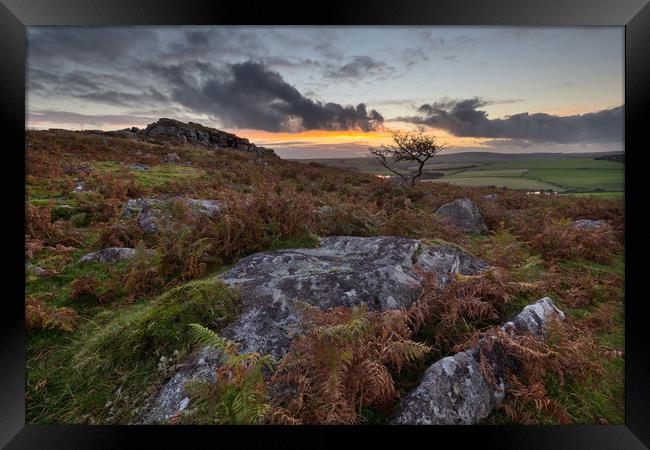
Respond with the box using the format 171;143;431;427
74;278;241;367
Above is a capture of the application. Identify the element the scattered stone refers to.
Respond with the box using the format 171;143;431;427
436;198;488;234
163;153;181;163
129;163;150;171
79;247;140;263
25;262;48;277
74;181;85;192
140;236;488;423
504;297;565;336
572;219;607;230
317;205;335;215
391;297;564;425
484;193;498;202
122;197;223;233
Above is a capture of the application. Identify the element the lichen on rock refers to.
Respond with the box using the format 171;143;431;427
139;235;489;423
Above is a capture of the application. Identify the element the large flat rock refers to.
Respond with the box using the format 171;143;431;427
138;236;488;423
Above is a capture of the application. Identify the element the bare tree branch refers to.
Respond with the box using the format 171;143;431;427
368;130;447;186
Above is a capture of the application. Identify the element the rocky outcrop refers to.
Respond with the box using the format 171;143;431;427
109;118;278;158
79;247;140;263
436;198;488;234
391;297;564;425
219;236;487;358
138;236;489;423
122;197;223;233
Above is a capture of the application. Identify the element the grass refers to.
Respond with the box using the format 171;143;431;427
525;168;623;192
422;157;624;194
133;165;203;188
426;176;564;191
445;168;530;178
93;161;203;187
302;156;624;195
481;159;623;170
26;278;241;424
26;258;129;308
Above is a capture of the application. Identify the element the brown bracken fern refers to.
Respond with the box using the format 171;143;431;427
270;302;430;424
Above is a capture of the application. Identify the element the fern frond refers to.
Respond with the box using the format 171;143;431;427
188;323;230;352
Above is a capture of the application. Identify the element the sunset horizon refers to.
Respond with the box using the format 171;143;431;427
26;26;624;158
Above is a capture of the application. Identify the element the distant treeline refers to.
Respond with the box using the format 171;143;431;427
594;154;624;163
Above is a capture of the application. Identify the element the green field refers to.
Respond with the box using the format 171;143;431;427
525;168;623;191
445;169;529;178
433;158;623;193
480;159;623;170
299;154;624;194
426;176;563;191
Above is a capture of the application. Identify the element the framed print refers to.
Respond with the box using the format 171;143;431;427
2;0;649;448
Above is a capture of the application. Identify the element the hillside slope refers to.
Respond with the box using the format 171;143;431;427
25;122;625;426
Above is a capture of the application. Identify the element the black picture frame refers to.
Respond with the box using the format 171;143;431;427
2;1;648;448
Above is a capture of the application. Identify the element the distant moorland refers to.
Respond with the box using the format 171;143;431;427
294;151;624;196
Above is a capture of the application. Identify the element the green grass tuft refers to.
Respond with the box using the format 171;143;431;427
26;278;241;424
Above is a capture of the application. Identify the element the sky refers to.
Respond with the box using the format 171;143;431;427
26;26;624;158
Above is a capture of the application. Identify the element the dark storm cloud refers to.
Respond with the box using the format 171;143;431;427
27;27;159;65
397;98;623;143
76;88;168;107
28;110;155;127
27;68;168;107
152;60;384;132
26;28;392;132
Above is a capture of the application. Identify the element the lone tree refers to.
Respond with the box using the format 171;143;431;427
368;130;447;186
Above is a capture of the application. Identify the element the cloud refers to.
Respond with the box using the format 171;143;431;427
27;110;156;128
325;56;394;80
396;33;481;68
27;68;169;108
482;138;533;148
27;27;159;66
153;60;384;132
397;98;623;143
